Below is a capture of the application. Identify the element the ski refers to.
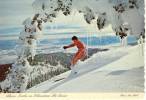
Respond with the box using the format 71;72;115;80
54;77;66;82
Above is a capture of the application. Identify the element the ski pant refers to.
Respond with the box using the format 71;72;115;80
71;49;87;66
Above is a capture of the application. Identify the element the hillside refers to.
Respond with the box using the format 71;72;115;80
26;44;144;93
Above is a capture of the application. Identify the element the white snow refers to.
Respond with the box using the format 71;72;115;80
121;8;145;36
0;55;17;65
32;0;144;36
26;44;144;93
0;50;17;64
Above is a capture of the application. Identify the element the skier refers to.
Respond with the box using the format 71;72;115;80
63;36;87;74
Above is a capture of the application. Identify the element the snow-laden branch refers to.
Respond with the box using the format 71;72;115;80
32;0;144;37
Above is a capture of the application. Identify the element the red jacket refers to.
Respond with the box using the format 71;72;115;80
67;40;85;51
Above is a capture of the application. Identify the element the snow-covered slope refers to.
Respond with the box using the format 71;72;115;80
26;44;144;93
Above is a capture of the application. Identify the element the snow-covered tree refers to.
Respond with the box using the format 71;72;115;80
0;59;31;92
32;0;144;36
0;15;43;92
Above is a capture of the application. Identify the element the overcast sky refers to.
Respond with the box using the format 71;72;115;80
0;0;113;34
0;0;87;27
0;0;34;27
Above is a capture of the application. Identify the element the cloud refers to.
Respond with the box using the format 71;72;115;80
0;0;34;26
0;0;114;34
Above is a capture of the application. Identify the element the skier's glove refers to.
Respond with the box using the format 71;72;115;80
63;46;68;49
